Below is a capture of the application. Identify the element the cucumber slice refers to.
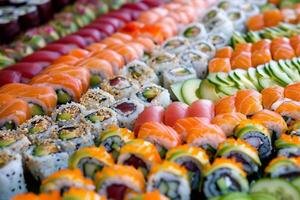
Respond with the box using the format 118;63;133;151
231;32;247;48
282;60;300;82
250;192;278;200
250;178;300;200
207;73;227;87
247;67;262;91
216;85;238;96
198;79;220;102
170;82;184;102
221;192;251;200
233;69;257;90
291;177;300;192
216;72;236;86
228;71;246;89
267;61;293;86
181;78;201;105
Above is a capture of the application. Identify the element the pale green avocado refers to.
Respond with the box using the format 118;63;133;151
170;82;185;102
198;79;220;102
181;78;201;105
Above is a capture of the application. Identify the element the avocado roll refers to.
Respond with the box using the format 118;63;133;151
216;138;261;176
203;8;227;25
118;139;161;177
52;102;86;127
40;169;95;194
0;151;27;200
203;158;249;199
234;120;272;159
147;161;190;200
19;115;56;141
161;37;190;55
181;23;207;41
165;145;210;191
95;165;145;200
275;134;300;158
69;146;114;180
96;126;134;160
131;84;171;108
265;157;300;180
0;130;30;154
240;3;259;18
226;8;246;33
80;88;115;110
191;40;216;59
23;139;69;180
62;188;107;200
208;33;230;49
288;120;300;137
121;60;159;85
101;75;140;100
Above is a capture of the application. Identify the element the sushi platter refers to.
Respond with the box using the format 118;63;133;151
3;0;300;200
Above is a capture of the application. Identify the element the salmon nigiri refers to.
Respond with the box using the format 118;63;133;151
246;14;264;31
261;86;284;109
251;49;272;67
108;43;140;64
275;101;300;125
0;83;31;94
231;51;252;70
271;43;295;61
215;95;236;115
235;43;252;53
208;58;231;73
133;36;156;54
252;39;271;52
284;82;300;102
235;89;263;116
52;55;79;65
92;49;125;71
290;35;300;56
263;9;283;28
215;46;233;58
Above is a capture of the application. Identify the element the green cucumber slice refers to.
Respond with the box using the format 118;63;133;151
170;82;184;102
250;192;278;200
198;79;220;102
181;78;201;105
247;67;262;91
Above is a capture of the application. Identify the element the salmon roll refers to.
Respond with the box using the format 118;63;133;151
275;101;300;126
86;43;106;52
147;161;190;200
108;43;140;64
261;86;284;110
211;112;247;137
95;165;145;200
234;119;272;159
40;169;95;194
265;157;300;179
252;49;272;67
96;126;134;160
62;188;107;200
215;95;236;115
0;130;30;154
118;139;161;177
235;89;263;116
275;134;300;158
288;120;300;137
12;191;59;200
52;55;79;65
133;36;156;56
284;82;300;102
160;36;189;55
69;146;114;180
92;49;125;72
138;122;181;158
180;23;207;41
203;158;249;199
80;88;115;110
165;145;209;191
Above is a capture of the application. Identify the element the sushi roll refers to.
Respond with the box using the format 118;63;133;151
165;145;209;191
81;107;118;137
62;188;107;200
23;139;69;180
40;169;95;194
216;138;261;176
12;191;60;200
275;134;300;158
202;7;227;25
235;89;263;117
208;32;230;49
240;2;259;18
160;36;190;55
146;161;190;200
120;60;159;85
226;8;246;33
125;191;169;200
0;151;27;200
80;88;115;110
69;146;114;180
101;75;140;100
96;126;134;160
191;40;216;59
52;102;86;127
288;120;300;137
180;23;207;41
19;115;56;141
163;65;197;90
0;129;30;154
206;17;234;39
203;158;249;198
118;139;161;177
131;84;171;108
265;157;300;180
234;119;272;159
95;165;145;200
275;101;300;126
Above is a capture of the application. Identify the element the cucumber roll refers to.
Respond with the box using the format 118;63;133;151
161;37;190;55
23;139;69;180
191;40;216;59
69;146;114;180
240;3;259;18
0;151;27;200
40;169;95;194
180;23;207;41
265;157;300;180
81;107;118;137
275;134;300;158
52;102;86;127
203;158;249;199
147;161;190;200
131;84;171;108
216;139;261;176
96;126;134;160
121;60;159;85
208;33;230;49
118;139;161;177
165;145;209;191
234;120;272;159
0;129;30;154
80;88;115;110
203;8;227;25
95;165;145;200
101;75;140;100
288;120;300;137
19;115;56;141
216;1;238;12
226;9;246;33
62;188;107;200
110;98;144;129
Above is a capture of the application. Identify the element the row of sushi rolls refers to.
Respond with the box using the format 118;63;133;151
3;0;300;199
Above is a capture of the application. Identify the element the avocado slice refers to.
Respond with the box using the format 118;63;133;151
291;57;300;71
278;60;300;82
0;137;15;148
30;104;44;117
231;32;247;48
246;31;261;43
56;89;72;104
247;67;263;91
233;69;257;90
170;82;184;102
57;113;72;121
256;66;278;89
198;79;220;102
267;61;293;86
181;79;201;105
228;71;246;89
216;72;236;86
33;143;58;157
216;85;238;96
207;73;226;87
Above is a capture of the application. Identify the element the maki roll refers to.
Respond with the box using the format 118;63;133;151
226;8;246;33
208;32;230;49
288;120;300;136
265;157;300;180
110;98;144;129
23;139;69;180
180;23;207;41
0;152;27;200
191;40;216;59
12;191;60;200
14;5;39;30
101;75;140;99
203;158;249;198
96;126;134;160
275;101;300;126
131;84;171;108
19;115;56;141
80;88;115;110
118;139;161;177
240;2;259;18
160;36;190;55
95;165;145;200
165;145;209;191
234;120;272;159
275;134;300;158
120;60;159;85
0;130;30;154
203;8;227;25
69;146;114;180
146;161;190;200
40;169;95;194
216;138;261;176
81;107;118;137
52;102;86;127
126;191;169;200
62;188;107;200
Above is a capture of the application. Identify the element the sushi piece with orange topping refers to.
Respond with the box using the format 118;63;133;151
215;46;233;59
12;191;60;200
265;156;300;179
275;101;300;125
261;86;284;110
234;89;263;116
284;82;300;102
230;51;252;70
214;95;236;115
92;49;125;72
275;134;300;158
208;58;231;73
246;14;264;31
125;190;168;200
62;188;107;200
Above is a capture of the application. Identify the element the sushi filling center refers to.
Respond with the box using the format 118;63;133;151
138;87;160;102
57;107;81;122
170;67;192;76
123;154;148;176
58;127;80;140
90;75;102;88
114;102;136;115
33;143;59;157
1;121;16;130
106;184;128;200
109;77;131;89
56;89;72;104
153;177;181;200
86;111;111;123
29;103;45;116
155;143;168;158
101;136;124;159
0;135;16;148
28;119;49;135
183;27;201;38
226;151;258;175
128;66;142;79
78;157;103;179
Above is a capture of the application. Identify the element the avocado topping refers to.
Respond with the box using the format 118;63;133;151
33;143;59;157
56;89;72;104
